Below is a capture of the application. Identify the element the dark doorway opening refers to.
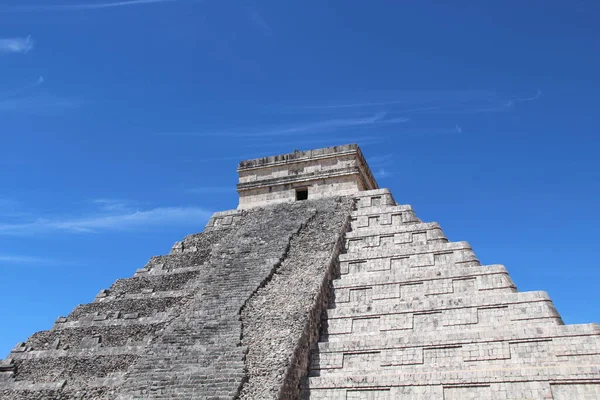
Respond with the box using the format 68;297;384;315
296;188;308;201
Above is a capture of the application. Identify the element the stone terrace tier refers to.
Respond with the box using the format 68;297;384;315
302;189;600;400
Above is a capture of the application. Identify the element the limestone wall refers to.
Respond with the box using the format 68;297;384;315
303;189;600;400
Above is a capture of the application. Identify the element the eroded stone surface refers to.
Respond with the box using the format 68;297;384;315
1;197;353;400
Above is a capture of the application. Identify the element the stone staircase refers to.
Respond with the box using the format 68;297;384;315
0;222;231;399
304;189;600;400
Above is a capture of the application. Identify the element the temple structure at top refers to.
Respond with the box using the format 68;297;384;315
237;144;378;208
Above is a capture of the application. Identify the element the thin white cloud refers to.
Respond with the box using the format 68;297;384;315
0;254;52;264
0;95;80;113
245;135;385;149
248;8;273;37
3;0;183;12
0;36;33;54
0;253;80;267
374;168;391;179
0;76;44;99
0;76;80;115
90;198;133;212
0;198;30;218
506;89;542;108
0;206;213;236
186;187;233;194
368;154;393;167
162;112;410;138
285;89;542;116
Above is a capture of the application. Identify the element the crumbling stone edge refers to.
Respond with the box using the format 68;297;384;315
234;209;320;399
278;214;352;399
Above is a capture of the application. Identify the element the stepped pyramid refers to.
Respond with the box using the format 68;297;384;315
1;144;599;399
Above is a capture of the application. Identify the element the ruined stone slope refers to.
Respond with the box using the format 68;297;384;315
0;197;354;400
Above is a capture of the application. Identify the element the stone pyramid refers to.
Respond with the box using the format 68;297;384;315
1;144;599;399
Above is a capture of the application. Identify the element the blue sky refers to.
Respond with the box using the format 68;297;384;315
0;0;599;357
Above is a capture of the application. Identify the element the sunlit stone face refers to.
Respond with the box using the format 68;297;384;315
236;144;378;209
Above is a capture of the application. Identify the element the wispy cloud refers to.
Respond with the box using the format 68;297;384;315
245;135;385;149
369;154;394;180
0;254;59;265
0;36;34;54
162;112;409;138
289;89;542;116
0;204;213;236
0;76;44;98
0;76;81;114
374;168;391;179
0;93;81;114
2;0;184;12
185;187;233;194
506;89;542;108
0;198;30;218
248;8;273;37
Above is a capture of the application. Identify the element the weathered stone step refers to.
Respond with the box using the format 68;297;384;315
316;323;600;353
331;264;515;304
345;221;441;238
100;288;187;301
340;240;477;263
345;222;448;251
22;322;166;351
350;209;421;230
327;290;556;317
66;296;185;324
304;379;600;400
304;364;600;389
312;333;600;373
338;246;482;279
11;355;136;384
324;291;562;338
106;270;201;298
52;310;172;330
9;345;144;360
353;189;397;209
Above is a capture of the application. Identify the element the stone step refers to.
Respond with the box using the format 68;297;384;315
345;222;448;251
350;208;421;230
106;270;201;298
21;322;166;351
352;189;397;209
10;355;135;384
54;312;170;329
312;333;600;373
340;240;477;263
304;380;600;400
327;291;556;319
324;291;562;337
346;221;441;238
304;364;600;389
66;296;185;324
316;323;600;353
327;288;548;318
331;264;516;304
10;345;145;360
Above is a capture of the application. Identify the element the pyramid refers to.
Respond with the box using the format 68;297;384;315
1;144;599;399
